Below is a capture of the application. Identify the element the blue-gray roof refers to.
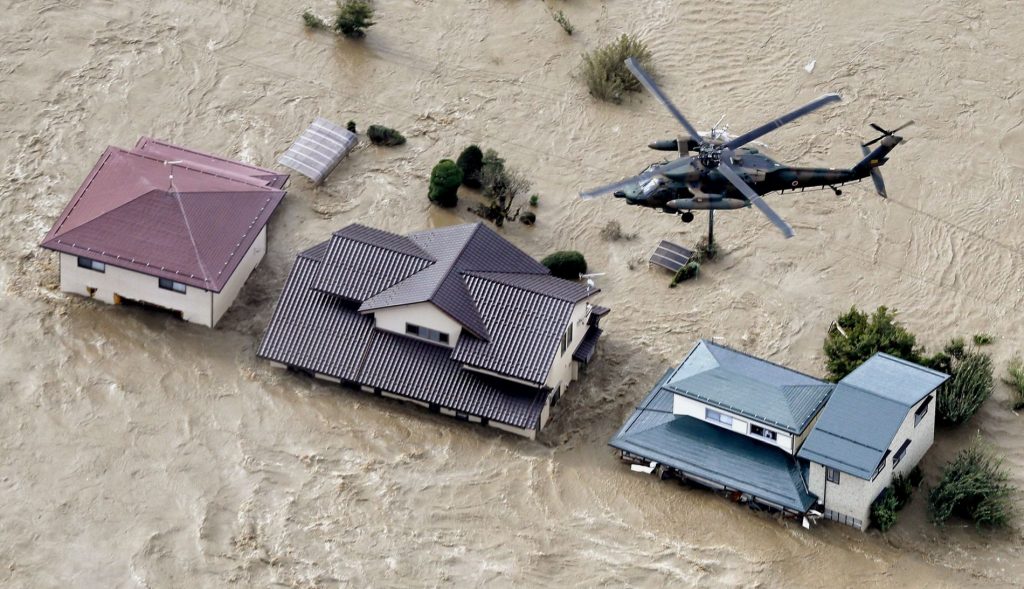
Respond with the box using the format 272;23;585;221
663;340;834;433
797;353;949;479
610;380;817;513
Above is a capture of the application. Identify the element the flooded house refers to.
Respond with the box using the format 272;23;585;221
611;339;948;530
40;137;287;327
258;222;609;438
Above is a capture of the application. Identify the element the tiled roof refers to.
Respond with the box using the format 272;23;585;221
258;223;606;430
663;340;834;433
798;353;949;479
610;381;817;513
40;141;286;292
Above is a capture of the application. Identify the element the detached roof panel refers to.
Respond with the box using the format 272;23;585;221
278;117;358;185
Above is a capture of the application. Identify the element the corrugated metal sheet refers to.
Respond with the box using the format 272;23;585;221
649;240;694;272
664;340;833;433
278;118;357;185
257;257;375;381
40;143;286;292
798;354;948;478
610;386;817;513
358;330;548;429
452;274;574;384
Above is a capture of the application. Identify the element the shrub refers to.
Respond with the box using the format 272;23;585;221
519;211;537;225
671;261;700;285
428;159;462;208
928;436;1015;528
529;194;539;207
473;149;529;226
542;251;587;280
973;333;994;346
581;33;653;104
367;125;405;146
823;306;922;382
599;220;636;241
551;9;574;35
302;9;328;29
346;120;357;133
871;488;900;532
1005;356;1024;411
456;145;484;188
692;235;718;263
334;0;375;38
929;339;993;425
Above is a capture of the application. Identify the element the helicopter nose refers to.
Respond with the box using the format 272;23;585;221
613;190;626;198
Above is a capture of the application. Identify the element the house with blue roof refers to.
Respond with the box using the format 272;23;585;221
610;339;948;530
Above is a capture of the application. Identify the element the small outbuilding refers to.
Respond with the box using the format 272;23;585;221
40;137;288;327
259;222;609;438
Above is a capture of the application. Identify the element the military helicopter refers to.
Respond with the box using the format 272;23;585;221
581;58;911;238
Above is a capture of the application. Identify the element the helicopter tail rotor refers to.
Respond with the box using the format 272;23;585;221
862;120;914;147
860;144;888;198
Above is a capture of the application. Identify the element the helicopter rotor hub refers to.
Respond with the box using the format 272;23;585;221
698;144;722;168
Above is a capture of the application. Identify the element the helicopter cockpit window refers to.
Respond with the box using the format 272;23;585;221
641;177;662;196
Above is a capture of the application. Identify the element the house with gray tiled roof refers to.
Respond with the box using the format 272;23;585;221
611;340;947;530
259;222;608;438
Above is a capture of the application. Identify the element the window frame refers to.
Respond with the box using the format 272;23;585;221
158;277;187;294
405;322;449;345
77;256;106;273
892;439;911;467
826;466;841;484
560;322;574;355
749;424;777;441
872;450;891;480
914;395;932;426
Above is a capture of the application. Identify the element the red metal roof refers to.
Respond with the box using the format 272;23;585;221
40;139;287;292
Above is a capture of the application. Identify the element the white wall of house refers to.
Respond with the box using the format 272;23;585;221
211;227;266;326
671;394;796;453
544;301;592;392
807;394;936;530
372;302;464;347
59;252;213;326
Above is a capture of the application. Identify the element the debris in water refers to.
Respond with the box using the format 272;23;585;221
804;60;816;73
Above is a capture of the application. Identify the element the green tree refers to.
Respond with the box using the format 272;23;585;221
823;306;922;381
581;33;653;104
456;145;484;188
927;339;994;425
928;436;1015;528
367;125;405;146
428;159;462;208
334;0;375;38
542;251;587;280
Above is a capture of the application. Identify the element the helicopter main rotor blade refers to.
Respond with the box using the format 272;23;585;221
718;150;794;238
723;93;841;151
624;57;703;144
579;158;691;199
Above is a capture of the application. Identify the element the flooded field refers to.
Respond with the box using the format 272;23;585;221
1;0;1023;586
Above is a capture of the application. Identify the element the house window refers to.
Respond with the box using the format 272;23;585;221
158;277;187;294
892;439;911;467
77;256;105;272
405;323;450;345
750;424;777;441
914;395;932;426
705;408;733;427
559;322;574;355
872;450;891;479
826;467;840;484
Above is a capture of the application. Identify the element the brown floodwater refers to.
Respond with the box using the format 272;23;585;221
2;0;1023;586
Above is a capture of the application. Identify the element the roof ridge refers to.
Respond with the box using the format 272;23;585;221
699;339;829;385
834;380;918;408
335;224;436;262
136;137;280;176
462;271;598;304
423;222;485;300
873;351;950;378
128;147;282;192
47;147;118;240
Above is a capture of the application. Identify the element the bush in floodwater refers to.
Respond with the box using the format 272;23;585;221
456;144;484;188
973;333;994;346
367;125;406;146
519;211;537;225
871;487;901;532
927;338;994;425
334;0;375;38
1005;356;1024;411
928;436;1015;528
542;251;587;280
823;306;923;382
581;33;653;104
346;120;357;134
670;261;700;286
302;9;328;29
551;9;574;35
428;159;462;208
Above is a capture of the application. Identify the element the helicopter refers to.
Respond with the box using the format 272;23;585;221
580;58;911;238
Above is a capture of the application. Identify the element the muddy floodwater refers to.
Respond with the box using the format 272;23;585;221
2;0;1024;586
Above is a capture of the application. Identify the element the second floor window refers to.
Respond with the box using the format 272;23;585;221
559;322;574;355
826;466;840;484
914;396;932;426
892;439;911;467
77;256;105;272
750;424;777;441
159;277;187;294
705;408;733;427
406;323;449;345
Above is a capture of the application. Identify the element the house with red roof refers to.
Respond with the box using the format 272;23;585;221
40;137;288;327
